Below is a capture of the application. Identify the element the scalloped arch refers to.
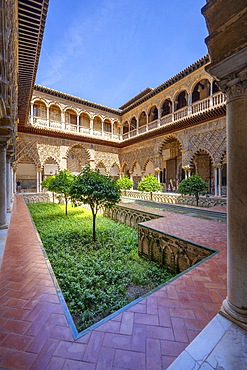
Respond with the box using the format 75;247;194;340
158;134;182;154
65;143;91;161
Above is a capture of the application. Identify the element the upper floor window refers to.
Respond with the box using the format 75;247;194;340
175;91;188;111
33;101;46;118
65;110;77;125
104;121;112;132
212;80;220;94
139;111;147;127
161;99;172;116
50;105;61;121
130;117;137;130
192;79;210;103
148;106;158;123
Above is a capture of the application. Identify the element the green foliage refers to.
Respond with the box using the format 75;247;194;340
70;166;121;240
28;202;174;332
41;175;57;204
42;170;74;215
41;175;56;191
138;174;162;193
116;176;133;191
178;174;208;206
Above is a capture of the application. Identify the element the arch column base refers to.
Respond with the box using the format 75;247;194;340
220;298;247;331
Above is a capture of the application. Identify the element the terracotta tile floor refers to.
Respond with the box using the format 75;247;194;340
0;196;227;369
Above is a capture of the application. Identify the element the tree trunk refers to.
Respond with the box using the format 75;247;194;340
196;195;199;207
65;198;68;215
92;213;96;241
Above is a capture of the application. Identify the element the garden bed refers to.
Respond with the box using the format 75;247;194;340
28;202;174;332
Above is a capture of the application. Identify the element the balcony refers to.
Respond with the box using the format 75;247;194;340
29;118;121;141
122;92;225;140
29;92;225;142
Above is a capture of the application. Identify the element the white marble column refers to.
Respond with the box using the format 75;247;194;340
61;112;65;130
136;118;139;135
77;115;80;133
214;167;218;196
6;155;12;212
90;117;93;135
46;106;49;127
157;108;161;126
171;100;175;121
218;167;222;197
188;93;193;115
0;143;8;229
30;102;34;125
36;170;42;193
209;81;214;107
13;168;16;195
111;121;113;139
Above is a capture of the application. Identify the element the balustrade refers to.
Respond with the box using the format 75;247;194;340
160;114;172;126
148;120;158;130
173;107;188;121
50;120;62;129
192;98;210;114
29;92;226;141
139;126;147;134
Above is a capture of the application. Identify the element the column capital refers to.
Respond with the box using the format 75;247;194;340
182;165;191;171
206;47;247;100
213;163;222;169
217;70;247;103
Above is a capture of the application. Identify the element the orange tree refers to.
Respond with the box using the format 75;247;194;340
116;176;133;195
178;174;208;206
138;174;162;200
42;170;74;215
70;166;121;241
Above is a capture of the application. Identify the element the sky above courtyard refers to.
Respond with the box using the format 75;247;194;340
36;0;208;110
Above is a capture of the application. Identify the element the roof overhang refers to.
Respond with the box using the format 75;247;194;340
18;0;49;128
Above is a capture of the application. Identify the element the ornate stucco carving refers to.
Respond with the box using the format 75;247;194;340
95;151;120;173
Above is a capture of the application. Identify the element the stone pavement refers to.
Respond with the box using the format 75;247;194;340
0;195;230;369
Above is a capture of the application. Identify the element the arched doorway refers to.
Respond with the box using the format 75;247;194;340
191;150;213;193
160;137;182;191
132;162;142;189
43;157;59;179
96;162;107;175
16;155;37;192
109;163;120;180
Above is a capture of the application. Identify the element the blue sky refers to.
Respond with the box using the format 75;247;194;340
36;0;208;109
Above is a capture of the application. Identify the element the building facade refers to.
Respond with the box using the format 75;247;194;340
15;56;227;197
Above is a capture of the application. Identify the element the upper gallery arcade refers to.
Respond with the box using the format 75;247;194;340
16;54;227;196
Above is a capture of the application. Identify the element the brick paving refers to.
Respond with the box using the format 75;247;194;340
0;195;227;369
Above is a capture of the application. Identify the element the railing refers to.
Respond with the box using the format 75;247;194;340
29;92;226;142
213;92;225;105
33;117;47;126
160;114;172;125
192;98;210;114
50;121;62;129
148;120;158;130
173;107;188;121
139;126;147;134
